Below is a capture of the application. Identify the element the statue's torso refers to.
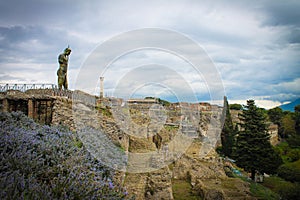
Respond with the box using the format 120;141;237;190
58;54;68;74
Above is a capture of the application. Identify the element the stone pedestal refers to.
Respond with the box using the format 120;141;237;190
28;99;35;118
2;99;9;112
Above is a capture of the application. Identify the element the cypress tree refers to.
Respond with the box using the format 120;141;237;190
235;100;282;180
221;96;235;157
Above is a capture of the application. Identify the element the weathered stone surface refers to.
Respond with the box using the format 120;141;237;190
51;97;76;130
0;92;261;199
145;167;173;200
268;123;279;145
124;173;148;200
171;137;255;200
129;136;157;153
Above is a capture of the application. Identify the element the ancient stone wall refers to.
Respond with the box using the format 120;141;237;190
0;90;261;199
0;90;55;125
51;97;75;129
268;123;279;145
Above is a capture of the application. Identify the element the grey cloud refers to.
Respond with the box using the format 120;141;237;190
0;24;95;66
286;29;300;44
268;93;299;103
0;26;62;63
0;0;299;106
261;0;300;27
0;73;26;82
0;0;81;26
258;0;300;45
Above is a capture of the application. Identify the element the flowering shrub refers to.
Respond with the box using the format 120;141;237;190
0;111;129;199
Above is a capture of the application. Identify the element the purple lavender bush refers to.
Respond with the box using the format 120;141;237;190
0;111;130;199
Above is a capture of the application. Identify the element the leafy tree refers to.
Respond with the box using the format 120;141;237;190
229;103;243;110
267;107;283;126
158;98;171;106
144;97;170;106
280;108;300;147
268;107;284;137
282;113;300;148
221;96;235;157
282;113;296;138
235;100;282;180
278;159;300;182
295;105;300;113
287;149;300;162
295;105;300;134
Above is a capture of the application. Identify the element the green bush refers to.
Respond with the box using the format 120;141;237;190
263;176;300;200
287;149;300;162
286;134;300;148
274;141;300;163
277;160;300;182
249;181;279;200
277;183;300;200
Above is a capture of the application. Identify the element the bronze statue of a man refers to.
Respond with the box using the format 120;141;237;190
57;47;71;90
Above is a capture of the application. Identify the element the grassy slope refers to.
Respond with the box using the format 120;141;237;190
172;179;202;200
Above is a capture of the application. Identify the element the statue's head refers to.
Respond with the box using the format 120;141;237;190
64;47;72;55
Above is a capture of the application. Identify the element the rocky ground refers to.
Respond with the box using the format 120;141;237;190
51;95;256;199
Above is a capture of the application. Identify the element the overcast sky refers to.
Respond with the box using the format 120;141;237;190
0;0;299;108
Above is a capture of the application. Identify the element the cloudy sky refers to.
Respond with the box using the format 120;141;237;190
0;0;299;108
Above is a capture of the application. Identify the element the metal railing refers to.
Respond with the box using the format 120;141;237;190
0;83;74;99
0;83;57;92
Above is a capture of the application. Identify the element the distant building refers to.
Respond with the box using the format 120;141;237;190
199;102;211;111
127;98;159;105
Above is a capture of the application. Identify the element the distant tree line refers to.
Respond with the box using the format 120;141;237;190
145;97;171;106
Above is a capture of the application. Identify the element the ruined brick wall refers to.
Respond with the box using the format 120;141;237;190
0;90;54;125
268;123;279;146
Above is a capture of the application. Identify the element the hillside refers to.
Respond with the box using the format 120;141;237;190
279;98;300;112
